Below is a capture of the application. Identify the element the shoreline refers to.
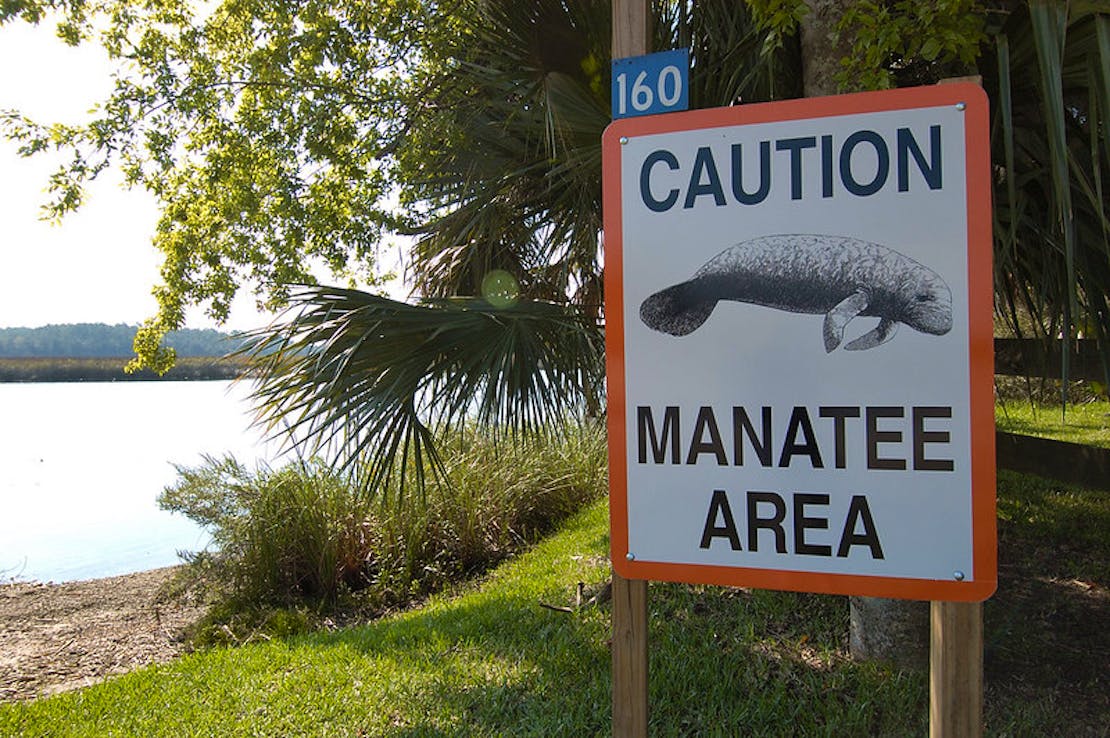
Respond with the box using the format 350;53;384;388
0;566;206;702
2;562;187;588
0;356;245;383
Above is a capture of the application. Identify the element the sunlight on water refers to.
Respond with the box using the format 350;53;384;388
0;380;286;583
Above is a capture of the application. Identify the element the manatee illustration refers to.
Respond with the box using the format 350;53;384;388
639;234;952;351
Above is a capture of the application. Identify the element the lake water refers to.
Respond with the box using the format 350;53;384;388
0;380;285;583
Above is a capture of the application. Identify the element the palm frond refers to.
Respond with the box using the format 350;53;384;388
396;0;798;310
238;286;605;501
396;0;611;306
989;3;1110;393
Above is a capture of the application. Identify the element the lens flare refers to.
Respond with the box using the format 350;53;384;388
481;270;520;308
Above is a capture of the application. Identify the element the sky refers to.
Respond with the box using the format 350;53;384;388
0;23;179;329
0;22;408;332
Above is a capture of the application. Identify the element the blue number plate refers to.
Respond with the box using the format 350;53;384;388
611;48;690;119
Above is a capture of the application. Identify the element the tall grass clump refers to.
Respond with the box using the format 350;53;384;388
160;455;376;604
159;421;606;637
366;422;608;603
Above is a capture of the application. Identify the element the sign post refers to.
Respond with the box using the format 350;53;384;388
931;600;983;736
610;2;650;737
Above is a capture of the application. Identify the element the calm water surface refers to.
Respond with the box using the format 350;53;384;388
0;380;284;583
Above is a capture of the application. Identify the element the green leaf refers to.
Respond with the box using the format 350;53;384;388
239;286;605;501
1029;1;1077;397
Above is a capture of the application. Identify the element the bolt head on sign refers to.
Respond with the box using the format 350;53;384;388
602;84;996;602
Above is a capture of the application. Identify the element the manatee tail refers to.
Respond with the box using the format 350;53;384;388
639;280;719;336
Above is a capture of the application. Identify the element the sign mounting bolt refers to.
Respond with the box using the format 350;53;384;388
956;102;966;111
626;552;635;561
953;570;965;581
619;136;629;145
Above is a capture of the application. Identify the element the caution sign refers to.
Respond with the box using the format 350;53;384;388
603;84;996;601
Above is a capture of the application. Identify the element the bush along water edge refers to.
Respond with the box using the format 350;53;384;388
158;421;608;645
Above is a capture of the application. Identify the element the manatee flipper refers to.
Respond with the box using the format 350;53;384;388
822;290;870;352
844;318;899;351
640;280;719;336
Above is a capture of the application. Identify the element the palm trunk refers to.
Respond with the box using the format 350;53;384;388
799;0;929;670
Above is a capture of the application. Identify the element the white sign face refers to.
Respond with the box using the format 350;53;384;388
603;85;996;601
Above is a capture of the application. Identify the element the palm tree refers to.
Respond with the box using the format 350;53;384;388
989;2;1110;388
242;0;801;491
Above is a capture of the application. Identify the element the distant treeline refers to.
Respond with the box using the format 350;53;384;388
0;323;245;358
0;356;246;383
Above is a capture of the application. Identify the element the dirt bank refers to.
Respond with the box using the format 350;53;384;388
0;568;204;701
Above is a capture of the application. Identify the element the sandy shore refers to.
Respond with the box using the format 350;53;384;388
0;567;205;702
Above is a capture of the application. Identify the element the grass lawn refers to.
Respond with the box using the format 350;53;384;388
996;399;1110;449
2;468;1107;736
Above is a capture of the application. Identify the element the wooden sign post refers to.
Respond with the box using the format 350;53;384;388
931;601;984;736
611;2;650;736
929;76;985;738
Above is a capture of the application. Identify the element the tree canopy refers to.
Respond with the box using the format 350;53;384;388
0;1;805;372
3;0;442;370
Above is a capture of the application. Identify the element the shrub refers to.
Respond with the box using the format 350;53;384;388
160;455;376;604
159;421;607;629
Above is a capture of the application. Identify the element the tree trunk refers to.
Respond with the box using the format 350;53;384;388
799;0;930;670
849;595;930;670
798;0;855;98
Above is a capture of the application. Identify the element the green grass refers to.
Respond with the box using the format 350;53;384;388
2;474;1105;735
996;399;1110;449
995;469;1110;582
0;503;926;736
985;471;1110;733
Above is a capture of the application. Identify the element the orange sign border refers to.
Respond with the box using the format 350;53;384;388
603;84;996;602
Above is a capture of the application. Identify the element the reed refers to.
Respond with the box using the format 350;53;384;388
158;421;607;639
0;356;244;382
